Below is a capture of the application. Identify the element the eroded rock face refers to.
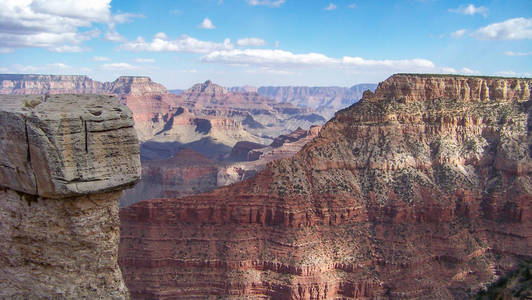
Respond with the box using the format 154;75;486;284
373;73;530;103
0;94;141;299
104;76;167;95
123;80;326;147
0;74;166;96
0;74;104;94
257;83;377;119
120;149;218;207
119;74;531;299
218;126;322;187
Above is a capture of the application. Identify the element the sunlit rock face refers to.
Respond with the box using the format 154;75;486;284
0;94;141;299
119;74;531;299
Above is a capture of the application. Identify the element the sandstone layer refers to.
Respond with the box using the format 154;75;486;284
0;94;141;299
120;74;531;299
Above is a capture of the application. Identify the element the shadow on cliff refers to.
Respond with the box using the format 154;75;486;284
140;137;232;161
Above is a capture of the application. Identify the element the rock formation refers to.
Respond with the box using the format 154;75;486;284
1;75;329;152
0;74;166;96
121;149;218;207
257;83;377;119
0;74;104;94
0;94;141;299
121;127;321;207
123;80;325;153
119;74;531;299
105;76;167;95
218;126;322;186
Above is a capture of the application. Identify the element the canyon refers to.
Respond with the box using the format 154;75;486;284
119;74;532;299
1;74;341;206
0;94;141;299
122;126;322;207
255;84;378;119
0;74;328;151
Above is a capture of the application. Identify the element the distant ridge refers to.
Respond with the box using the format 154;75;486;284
0;74;166;95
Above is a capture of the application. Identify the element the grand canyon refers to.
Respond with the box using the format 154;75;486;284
116;74;532;299
1;72;531;299
1;1;531;299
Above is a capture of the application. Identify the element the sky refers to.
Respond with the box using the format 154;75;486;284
0;0;531;89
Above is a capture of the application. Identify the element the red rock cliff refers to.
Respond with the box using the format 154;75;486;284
119;74;532;299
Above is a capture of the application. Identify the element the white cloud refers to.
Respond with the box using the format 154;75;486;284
449;4;488;17
101;62;138;71
202;49;337;67
246;0;285;7
30;0;111;22
325;3;337;10
348;3;356;8
274;41;280;47
237;38;267;47
170;9;182;15
0;0;138;52
451;29;467;38
105;23;126;42
441;67;457;73
48;45;84;52
341;56;435;69
121;33;233;53
246;67;293;75
12;64;41;72
133;58;155;63
472;18;532;40
93;56;111;61
0;67;9;72
504;51;532;56
199;18;215;29
48;62;70;69
201;49;436;72
112;13;144;24
460;67;478;74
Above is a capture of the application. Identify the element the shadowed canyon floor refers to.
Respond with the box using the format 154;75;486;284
119;74;531;299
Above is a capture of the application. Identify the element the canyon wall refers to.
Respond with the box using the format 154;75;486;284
120;74;531;299
0;74;166;95
257;83;377;119
0;94;141;299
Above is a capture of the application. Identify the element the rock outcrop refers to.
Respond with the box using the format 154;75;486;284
105;76;167;95
119;74;531;299
1;94;141;299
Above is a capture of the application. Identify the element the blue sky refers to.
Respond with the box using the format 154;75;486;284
0;0;531;88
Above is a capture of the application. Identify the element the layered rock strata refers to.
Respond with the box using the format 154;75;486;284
0;74;166;95
218;126;322;186
257;83;377;119
120;74;531;299
0;94;141;299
